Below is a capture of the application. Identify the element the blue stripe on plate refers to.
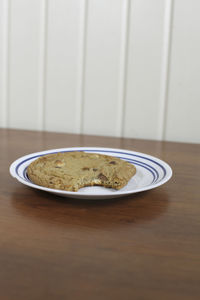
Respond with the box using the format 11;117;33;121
15;149;166;185
23;160;157;185
84;149;167;178
117;157;159;182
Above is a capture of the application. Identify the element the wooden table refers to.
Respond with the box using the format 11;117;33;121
0;128;200;300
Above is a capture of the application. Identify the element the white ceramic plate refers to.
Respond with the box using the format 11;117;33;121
10;147;172;199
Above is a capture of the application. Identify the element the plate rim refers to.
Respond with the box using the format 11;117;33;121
9;146;173;197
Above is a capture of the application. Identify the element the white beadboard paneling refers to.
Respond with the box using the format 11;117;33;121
0;0;200;144
165;0;200;143
0;0;9;127
157;0;173;140
82;0;124;137
45;0;82;133
117;0;130;137
124;0;165;140
37;0;47;131
9;0;41;129
77;0;88;134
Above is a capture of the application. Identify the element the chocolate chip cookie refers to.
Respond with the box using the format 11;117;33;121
27;151;136;192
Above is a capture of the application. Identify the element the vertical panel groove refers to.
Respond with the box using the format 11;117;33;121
38;0;48;131
76;0;88;134
117;0;130;137
158;0;174;140
1;0;10;128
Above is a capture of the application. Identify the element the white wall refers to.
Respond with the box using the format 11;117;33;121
0;0;200;143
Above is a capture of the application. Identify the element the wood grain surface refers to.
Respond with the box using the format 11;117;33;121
0;129;200;300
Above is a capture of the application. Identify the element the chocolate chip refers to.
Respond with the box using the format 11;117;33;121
49;178;54;184
93;168;98;171
98;173;108;181
82;167;90;171
109;161;116;165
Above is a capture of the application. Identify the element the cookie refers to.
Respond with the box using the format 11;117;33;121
27;151;136;192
